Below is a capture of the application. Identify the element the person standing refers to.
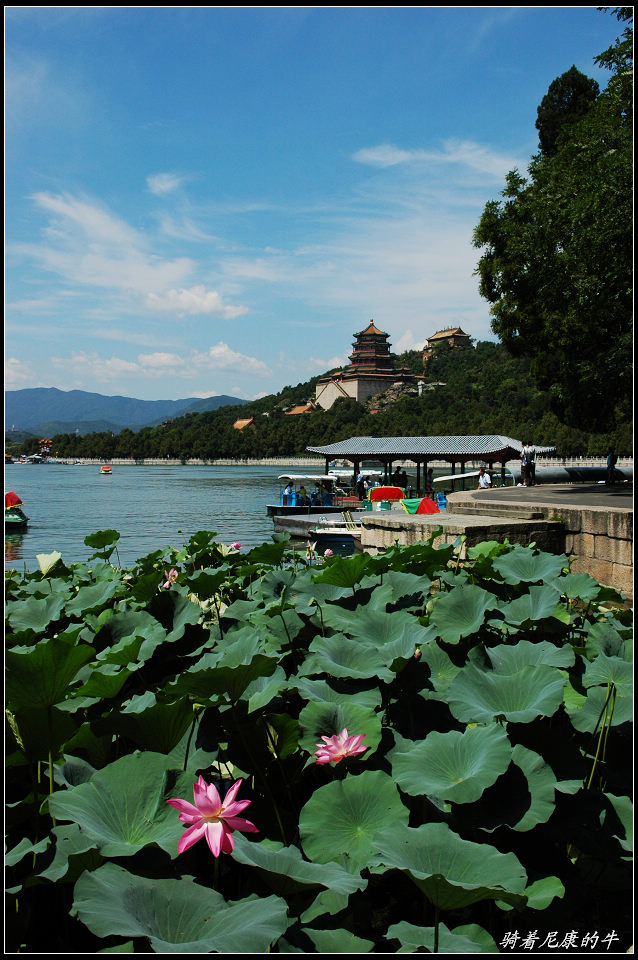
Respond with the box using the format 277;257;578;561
520;443;529;487
527;443;537;486
606;447;618;484
356;471;365;500
477;467;491;489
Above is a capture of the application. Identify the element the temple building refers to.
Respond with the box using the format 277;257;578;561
315;320;415;411
423;327;470;362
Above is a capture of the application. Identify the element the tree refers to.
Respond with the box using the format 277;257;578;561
535;65;599;156
473;9;632;431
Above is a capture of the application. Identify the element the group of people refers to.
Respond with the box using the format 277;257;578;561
283;481;333;507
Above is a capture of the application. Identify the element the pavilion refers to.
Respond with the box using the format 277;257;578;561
307;435;555;494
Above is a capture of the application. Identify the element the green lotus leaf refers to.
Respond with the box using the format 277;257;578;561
71;862;289;952
387;920;498;953
6;638;96;710
48;752;192;857
603;793;633;853
105;694;195;753
65;578;125;616
372;821;527;910
582;652;633;698
389;725;512;803
231;833;366;901
299;770;408;872
419;642;461;697
6;704;80;761
293;676;382;711
496;875;565;912
36;823;103;884
509;744;558;831
491;546;567;584
243;665;290;713
93;609;166;658
6;591;70;635
485;639;574;673
585;620;630;660
244;539;290;565
564;683;633;733
169;632;279;704
310;552;372;588
304;928;374;952
84;529;121;549
500;584;563;626
299;632;395;682
429;584;499;643
550;572;603;601
446;662;566;724
298;700;381;762
75;662;135;699
375;570;431;609
320;596;432;647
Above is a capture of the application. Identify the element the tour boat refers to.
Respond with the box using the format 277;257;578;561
266;474;356;517
100;464;112;475
5;491;29;530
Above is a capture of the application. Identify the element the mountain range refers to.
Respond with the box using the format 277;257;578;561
4;387;248;437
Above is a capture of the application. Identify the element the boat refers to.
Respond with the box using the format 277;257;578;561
5;491;29;530
100;464;112;475
310;511;363;552
266;474;357;517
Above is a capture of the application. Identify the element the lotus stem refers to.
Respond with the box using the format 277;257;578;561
586;683;614;791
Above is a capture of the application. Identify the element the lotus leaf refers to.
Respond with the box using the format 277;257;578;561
582;652;633;698
299;632;395;682
551;571;603;601
372;821;527;910
6;637;96;711
565;683;633;733
48;752;193;857
500;583;563;626
299;770;408;871
311;552;372;587
485;639;574;673
446;662;566;724
71;862;289;952
231;833;366;900
491;546;567;584
429;583;498;643
6;591;70;636
304;928;375;952
389;725;512;803
293;676;382;711
386;920;498;953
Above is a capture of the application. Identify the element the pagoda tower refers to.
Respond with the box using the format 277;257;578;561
315;319;415;410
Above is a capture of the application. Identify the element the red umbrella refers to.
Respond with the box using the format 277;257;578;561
5;491;24;509
416;497;440;514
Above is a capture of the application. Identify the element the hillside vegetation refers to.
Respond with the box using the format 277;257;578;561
22;341;633;461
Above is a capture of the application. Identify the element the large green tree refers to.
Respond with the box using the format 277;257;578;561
473;8;632;431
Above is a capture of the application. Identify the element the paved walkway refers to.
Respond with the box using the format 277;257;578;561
463;483;632;510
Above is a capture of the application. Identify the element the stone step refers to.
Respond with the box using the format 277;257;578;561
447;504;546;520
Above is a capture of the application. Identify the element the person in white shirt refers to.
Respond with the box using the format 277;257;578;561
477;467;491;489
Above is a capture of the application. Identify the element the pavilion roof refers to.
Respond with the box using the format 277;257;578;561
307;435;555;461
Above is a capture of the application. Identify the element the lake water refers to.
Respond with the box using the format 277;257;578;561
4;463;297;571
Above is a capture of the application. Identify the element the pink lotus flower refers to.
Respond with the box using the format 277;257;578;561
324;548;334;557
166;776;258;857
314;728;368;765
162;568;178;589
229;542;241;550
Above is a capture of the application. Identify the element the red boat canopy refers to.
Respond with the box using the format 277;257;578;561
5;491;24;508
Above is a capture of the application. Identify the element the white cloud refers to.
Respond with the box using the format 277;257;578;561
145;286;248;319
147;172;186;195
353;139;526;181
5;356;35;387
191;342;270;375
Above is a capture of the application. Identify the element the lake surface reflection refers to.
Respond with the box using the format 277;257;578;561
4;463;294;571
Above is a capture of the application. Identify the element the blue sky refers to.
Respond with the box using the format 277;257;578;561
5;6;623;402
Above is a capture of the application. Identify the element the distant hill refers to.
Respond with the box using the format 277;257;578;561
4;388;248;436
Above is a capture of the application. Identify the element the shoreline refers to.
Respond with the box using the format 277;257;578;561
12;456;634;468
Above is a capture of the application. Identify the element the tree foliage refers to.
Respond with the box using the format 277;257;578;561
473;9;633;431
535;65;599;157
